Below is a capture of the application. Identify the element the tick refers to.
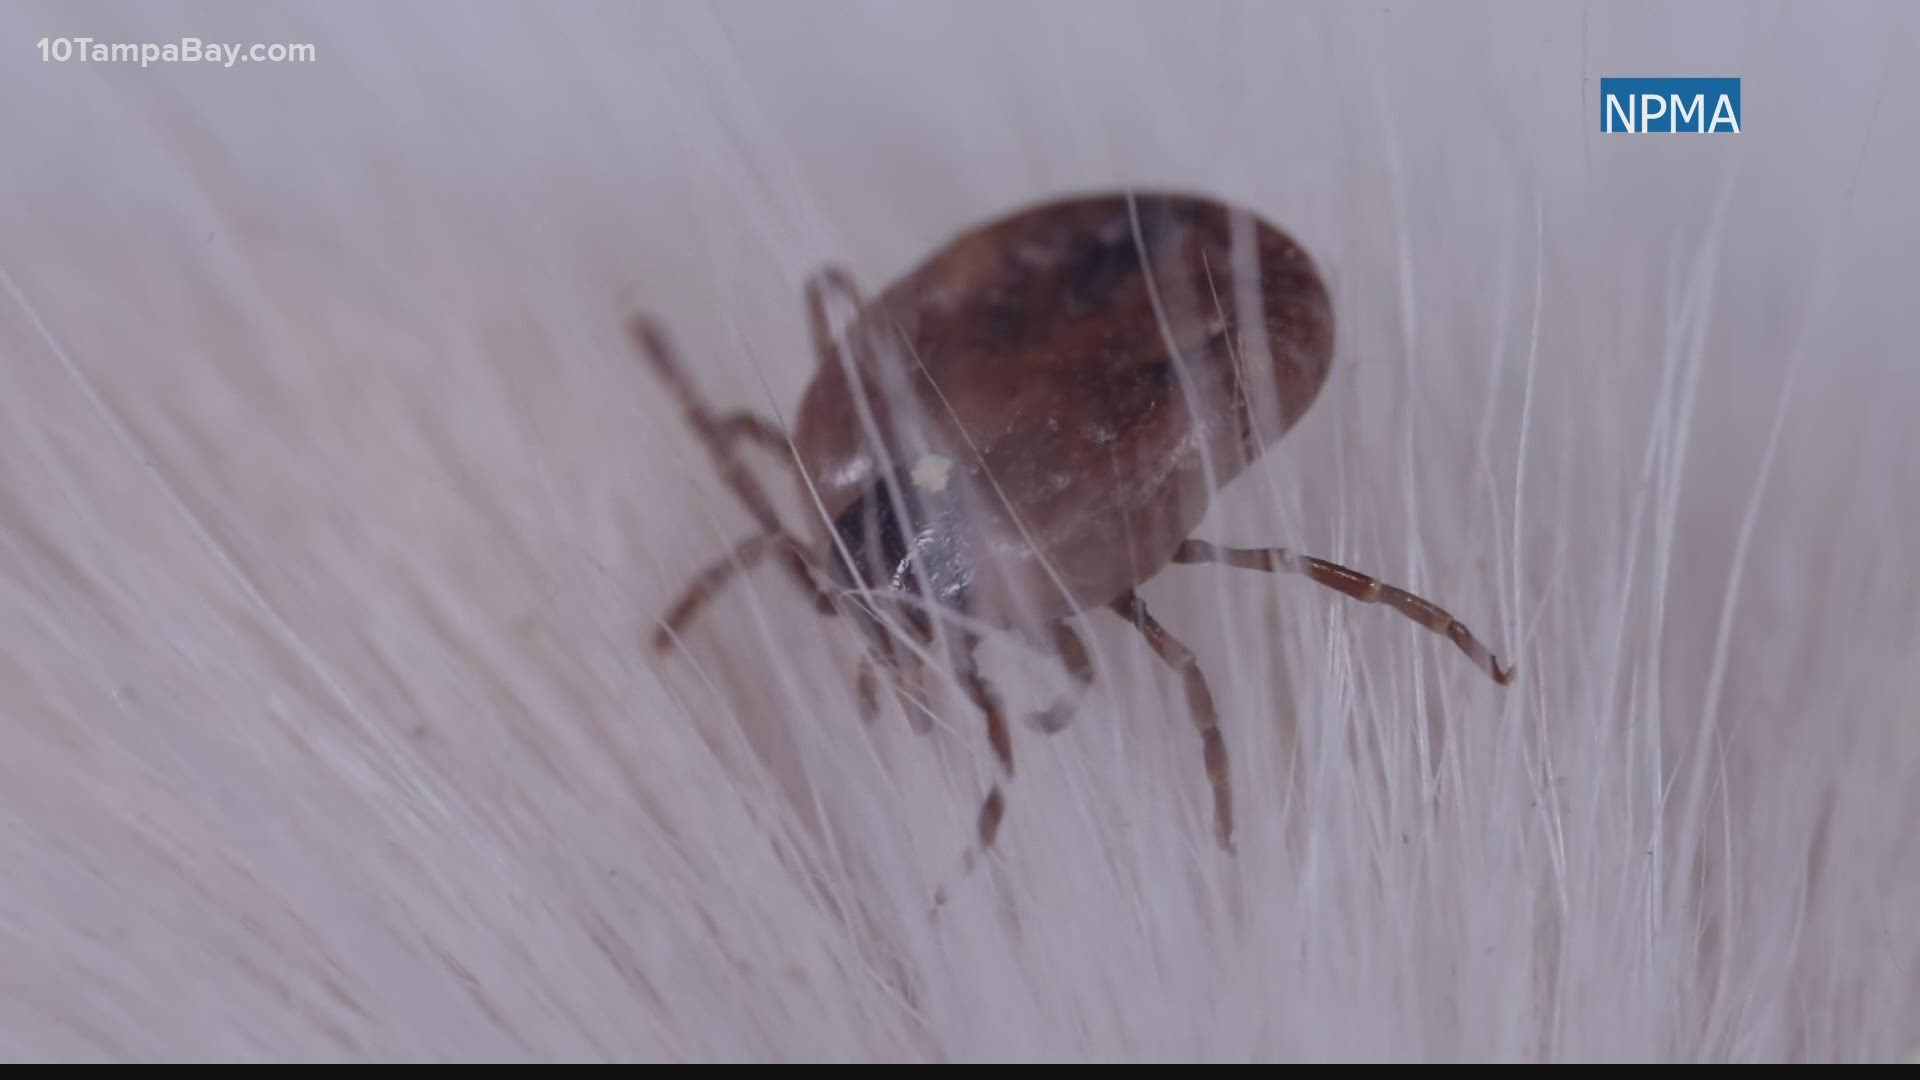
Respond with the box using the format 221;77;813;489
637;190;1513;880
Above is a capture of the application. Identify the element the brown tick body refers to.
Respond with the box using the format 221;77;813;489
639;190;1513;885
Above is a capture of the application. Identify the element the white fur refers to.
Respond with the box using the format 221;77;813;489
1;0;1914;1063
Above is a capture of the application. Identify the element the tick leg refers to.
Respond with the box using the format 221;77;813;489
1109;589;1235;854
927;634;1016;916
629;315;829;606
952;635;1015;778
651;529;837;653
1173;539;1516;685
628;316;810;528
1026;621;1095;734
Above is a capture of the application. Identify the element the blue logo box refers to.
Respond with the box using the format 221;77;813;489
1600;78;1741;133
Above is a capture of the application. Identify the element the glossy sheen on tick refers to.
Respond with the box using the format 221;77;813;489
638;190;1514;903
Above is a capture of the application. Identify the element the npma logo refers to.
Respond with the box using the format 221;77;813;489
1601;77;1741;133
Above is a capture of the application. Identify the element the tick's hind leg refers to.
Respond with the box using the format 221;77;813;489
1172;539;1516;685
1109;589;1236;854
651;529;837;653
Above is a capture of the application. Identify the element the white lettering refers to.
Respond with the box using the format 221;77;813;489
1640;94;1668;130
1605;94;1635;133
1672;94;1704;131
34;34;317;67
1710;94;1741;133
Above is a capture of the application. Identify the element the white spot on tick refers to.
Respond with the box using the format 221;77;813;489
912;453;953;493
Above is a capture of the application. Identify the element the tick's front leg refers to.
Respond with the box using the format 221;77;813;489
651;529;837;653
630;315;838;640
629;316;811;531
